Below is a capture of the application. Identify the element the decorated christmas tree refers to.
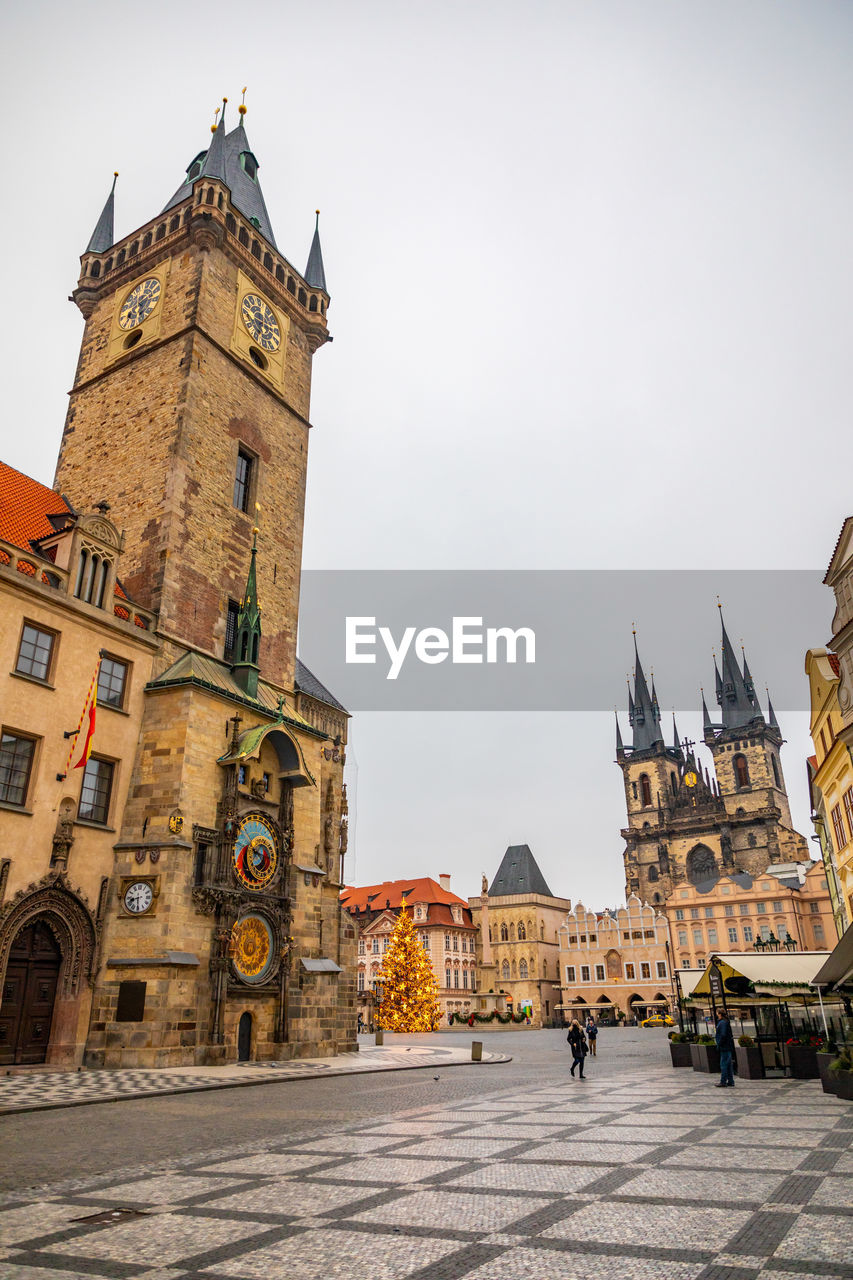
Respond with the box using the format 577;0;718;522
376;897;441;1032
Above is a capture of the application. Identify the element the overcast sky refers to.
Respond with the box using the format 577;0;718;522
4;1;851;906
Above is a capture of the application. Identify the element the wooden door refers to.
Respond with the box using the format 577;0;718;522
0;921;61;1065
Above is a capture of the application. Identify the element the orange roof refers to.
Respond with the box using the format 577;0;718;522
0;461;72;552
341;877;469;911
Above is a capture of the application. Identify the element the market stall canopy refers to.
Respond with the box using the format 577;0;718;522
677;969;707;998
693;952;832;999
811;922;853;990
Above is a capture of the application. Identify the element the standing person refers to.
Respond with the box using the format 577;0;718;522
715;1010;735;1088
567;1018;588;1079
585;1016;598;1056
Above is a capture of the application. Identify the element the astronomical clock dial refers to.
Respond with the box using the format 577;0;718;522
123;881;154;914
683;770;698;788
119;278;162;329
233;813;279;890
241;294;281;351
231;914;275;984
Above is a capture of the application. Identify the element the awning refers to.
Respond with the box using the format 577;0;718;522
300;958;342;974
693;951;832;998
811;922;853;990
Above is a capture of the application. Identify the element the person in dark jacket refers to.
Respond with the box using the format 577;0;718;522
715;1011;735;1087
567;1019;588;1079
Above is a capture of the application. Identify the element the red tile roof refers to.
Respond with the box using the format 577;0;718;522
828;653;841;677
0;461;72;552
341;877;469;911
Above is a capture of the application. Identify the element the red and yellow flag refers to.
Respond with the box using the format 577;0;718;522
73;682;98;770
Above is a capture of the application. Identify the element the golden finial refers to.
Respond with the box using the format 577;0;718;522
631;621;636;636
211;105;220;134
716;594;722;610
239;86;248;116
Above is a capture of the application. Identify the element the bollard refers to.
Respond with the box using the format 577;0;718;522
375;1030;384;1046
471;1040;483;1062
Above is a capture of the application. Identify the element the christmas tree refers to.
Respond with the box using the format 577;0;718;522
376;897;441;1032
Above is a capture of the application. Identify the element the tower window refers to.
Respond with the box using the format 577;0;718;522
97;656;129;709
233;449;254;512
640;774;652;807
771;754;781;787
78;756;114;826
241;152;258;180
248;347;268;370
225;599;240;661
734;754;750;788
186;152;206;182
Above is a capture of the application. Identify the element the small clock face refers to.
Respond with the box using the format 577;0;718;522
684;770;698;788
232;914;275;983
119;278;161;330
124;881;153;914
233;814;279;890
241;294;281;351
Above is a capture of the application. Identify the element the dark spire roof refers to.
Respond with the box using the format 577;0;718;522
716;612;764;730
162;107;278;248
615;711;625;756
767;693;780;731
702;690;714;733
489;845;554;898
230;530;262;697
87;173;117;253
305;210;327;291
672;714;683;759
628;636;663;752
294;658;348;714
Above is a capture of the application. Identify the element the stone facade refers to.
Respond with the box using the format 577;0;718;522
818;519;853;930
805;648;851;938
557;897;672;1023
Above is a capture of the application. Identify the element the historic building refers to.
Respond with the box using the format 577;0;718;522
616;614;807;907
666;862;833;970
0;98;357;1067
341;877;478;1027
558;897;672;1024
805;648;850;938
468;845;569;1027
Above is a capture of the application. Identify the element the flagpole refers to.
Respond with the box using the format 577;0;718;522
56;654;103;782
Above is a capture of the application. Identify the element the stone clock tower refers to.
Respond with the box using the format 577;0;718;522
53;100;356;1067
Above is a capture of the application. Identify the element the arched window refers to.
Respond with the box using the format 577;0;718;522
734;754;750;788
169;215;180;233
298;287;307;306
263;252;274;271
275;265;285;284
653;892;661;904
90;261;100;278
104;257;113;274
309;295;318;312
670;772;677;794
226;213;237;234
116;248;126;266
517;921;526;941
771;754;781;787
648;865;659;882
640;774;652;806
687;843;718;888
519;959;528;979
501;960;510;979
499;922;508;941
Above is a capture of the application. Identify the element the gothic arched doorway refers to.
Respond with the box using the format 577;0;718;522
237;1011;252;1061
0;921;61;1065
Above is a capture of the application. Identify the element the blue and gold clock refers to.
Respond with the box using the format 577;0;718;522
119;278;162;329
241;294;281;351
233;813;279;890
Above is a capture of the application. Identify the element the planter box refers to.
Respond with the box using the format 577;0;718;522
831;1070;853;1101
669;1041;693;1068
735;1044;765;1080
817;1051;837;1093
690;1042;720;1073
788;1044;819;1080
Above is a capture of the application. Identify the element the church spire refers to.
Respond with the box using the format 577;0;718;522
628;635;663;752
305;210;327;291
615;711;625;759
716;609;764;730
230;524;262;697
86;172;118;253
200;99;228;182
671;714;683;759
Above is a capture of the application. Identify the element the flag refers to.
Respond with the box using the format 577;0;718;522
73;682;98;770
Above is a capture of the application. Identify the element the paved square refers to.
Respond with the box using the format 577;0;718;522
1;1039;850;1280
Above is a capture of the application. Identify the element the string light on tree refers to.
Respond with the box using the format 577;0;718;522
376;896;441;1032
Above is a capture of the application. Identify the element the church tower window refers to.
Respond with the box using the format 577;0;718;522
233;449;254;512
770;754;781;787
734;754;750;788
640;774;652;807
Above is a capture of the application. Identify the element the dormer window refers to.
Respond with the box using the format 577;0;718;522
186;152;207;183
241;152;258;181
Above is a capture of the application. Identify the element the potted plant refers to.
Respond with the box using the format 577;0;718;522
816;1040;839;1091
825;1049;853;1100
786;1033;824;1079
690;1033;720;1074
668;1031;693;1068
735;1033;765;1080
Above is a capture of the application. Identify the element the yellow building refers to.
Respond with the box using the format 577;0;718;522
805;649;850;938
468;845;569;1027
666;861;833;971
558;896;672;1023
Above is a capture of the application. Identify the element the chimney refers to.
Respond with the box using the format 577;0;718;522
439;873;451;891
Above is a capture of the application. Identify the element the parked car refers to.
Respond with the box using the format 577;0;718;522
641;1014;674;1027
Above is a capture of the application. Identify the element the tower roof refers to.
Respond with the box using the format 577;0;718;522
627;637;664;752
305;211;327;291
488;845;554;898
716;612;764;730
86;173;118;254
162;110;278;248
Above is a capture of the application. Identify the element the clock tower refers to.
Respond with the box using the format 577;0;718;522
55;98;330;691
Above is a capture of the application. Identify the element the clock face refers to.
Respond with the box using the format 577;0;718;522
124;881;154;914
233;814;279;890
119;278;161;330
232;914;275;984
241;294;281;351
684;770;698;788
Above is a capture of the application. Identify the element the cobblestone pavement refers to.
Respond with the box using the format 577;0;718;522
0;1045;509;1116
0;1032;850;1280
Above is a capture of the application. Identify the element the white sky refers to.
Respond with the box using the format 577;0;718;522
3;1;851;905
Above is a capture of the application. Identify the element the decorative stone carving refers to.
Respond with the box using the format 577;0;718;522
0;872;97;998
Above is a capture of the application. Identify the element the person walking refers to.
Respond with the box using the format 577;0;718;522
715;1010;735;1087
567;1018;588;1079
585;1016;598;1056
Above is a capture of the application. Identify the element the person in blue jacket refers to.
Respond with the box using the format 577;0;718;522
715;1011;735;1087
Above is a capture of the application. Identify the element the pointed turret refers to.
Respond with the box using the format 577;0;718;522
628;637;663;752
230;528;262;697
616;711;625;759
200;100;228;182
305;210;327;291
767;693;780;732
86;173;118;253
702;689;714;736
717;612;764;730
671;714;683;759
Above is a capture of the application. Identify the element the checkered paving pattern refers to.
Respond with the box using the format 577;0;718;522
0;1045;509;1115
0;1068;850;1279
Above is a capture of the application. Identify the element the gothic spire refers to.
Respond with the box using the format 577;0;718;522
702;689;714;734
231;527;262;697
305;209;327;291
200;99;228;181
717;611;764;730
767;692;780;731
615;711;625;758
628;636;663;752
86;172;118;253
672;714;683;759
